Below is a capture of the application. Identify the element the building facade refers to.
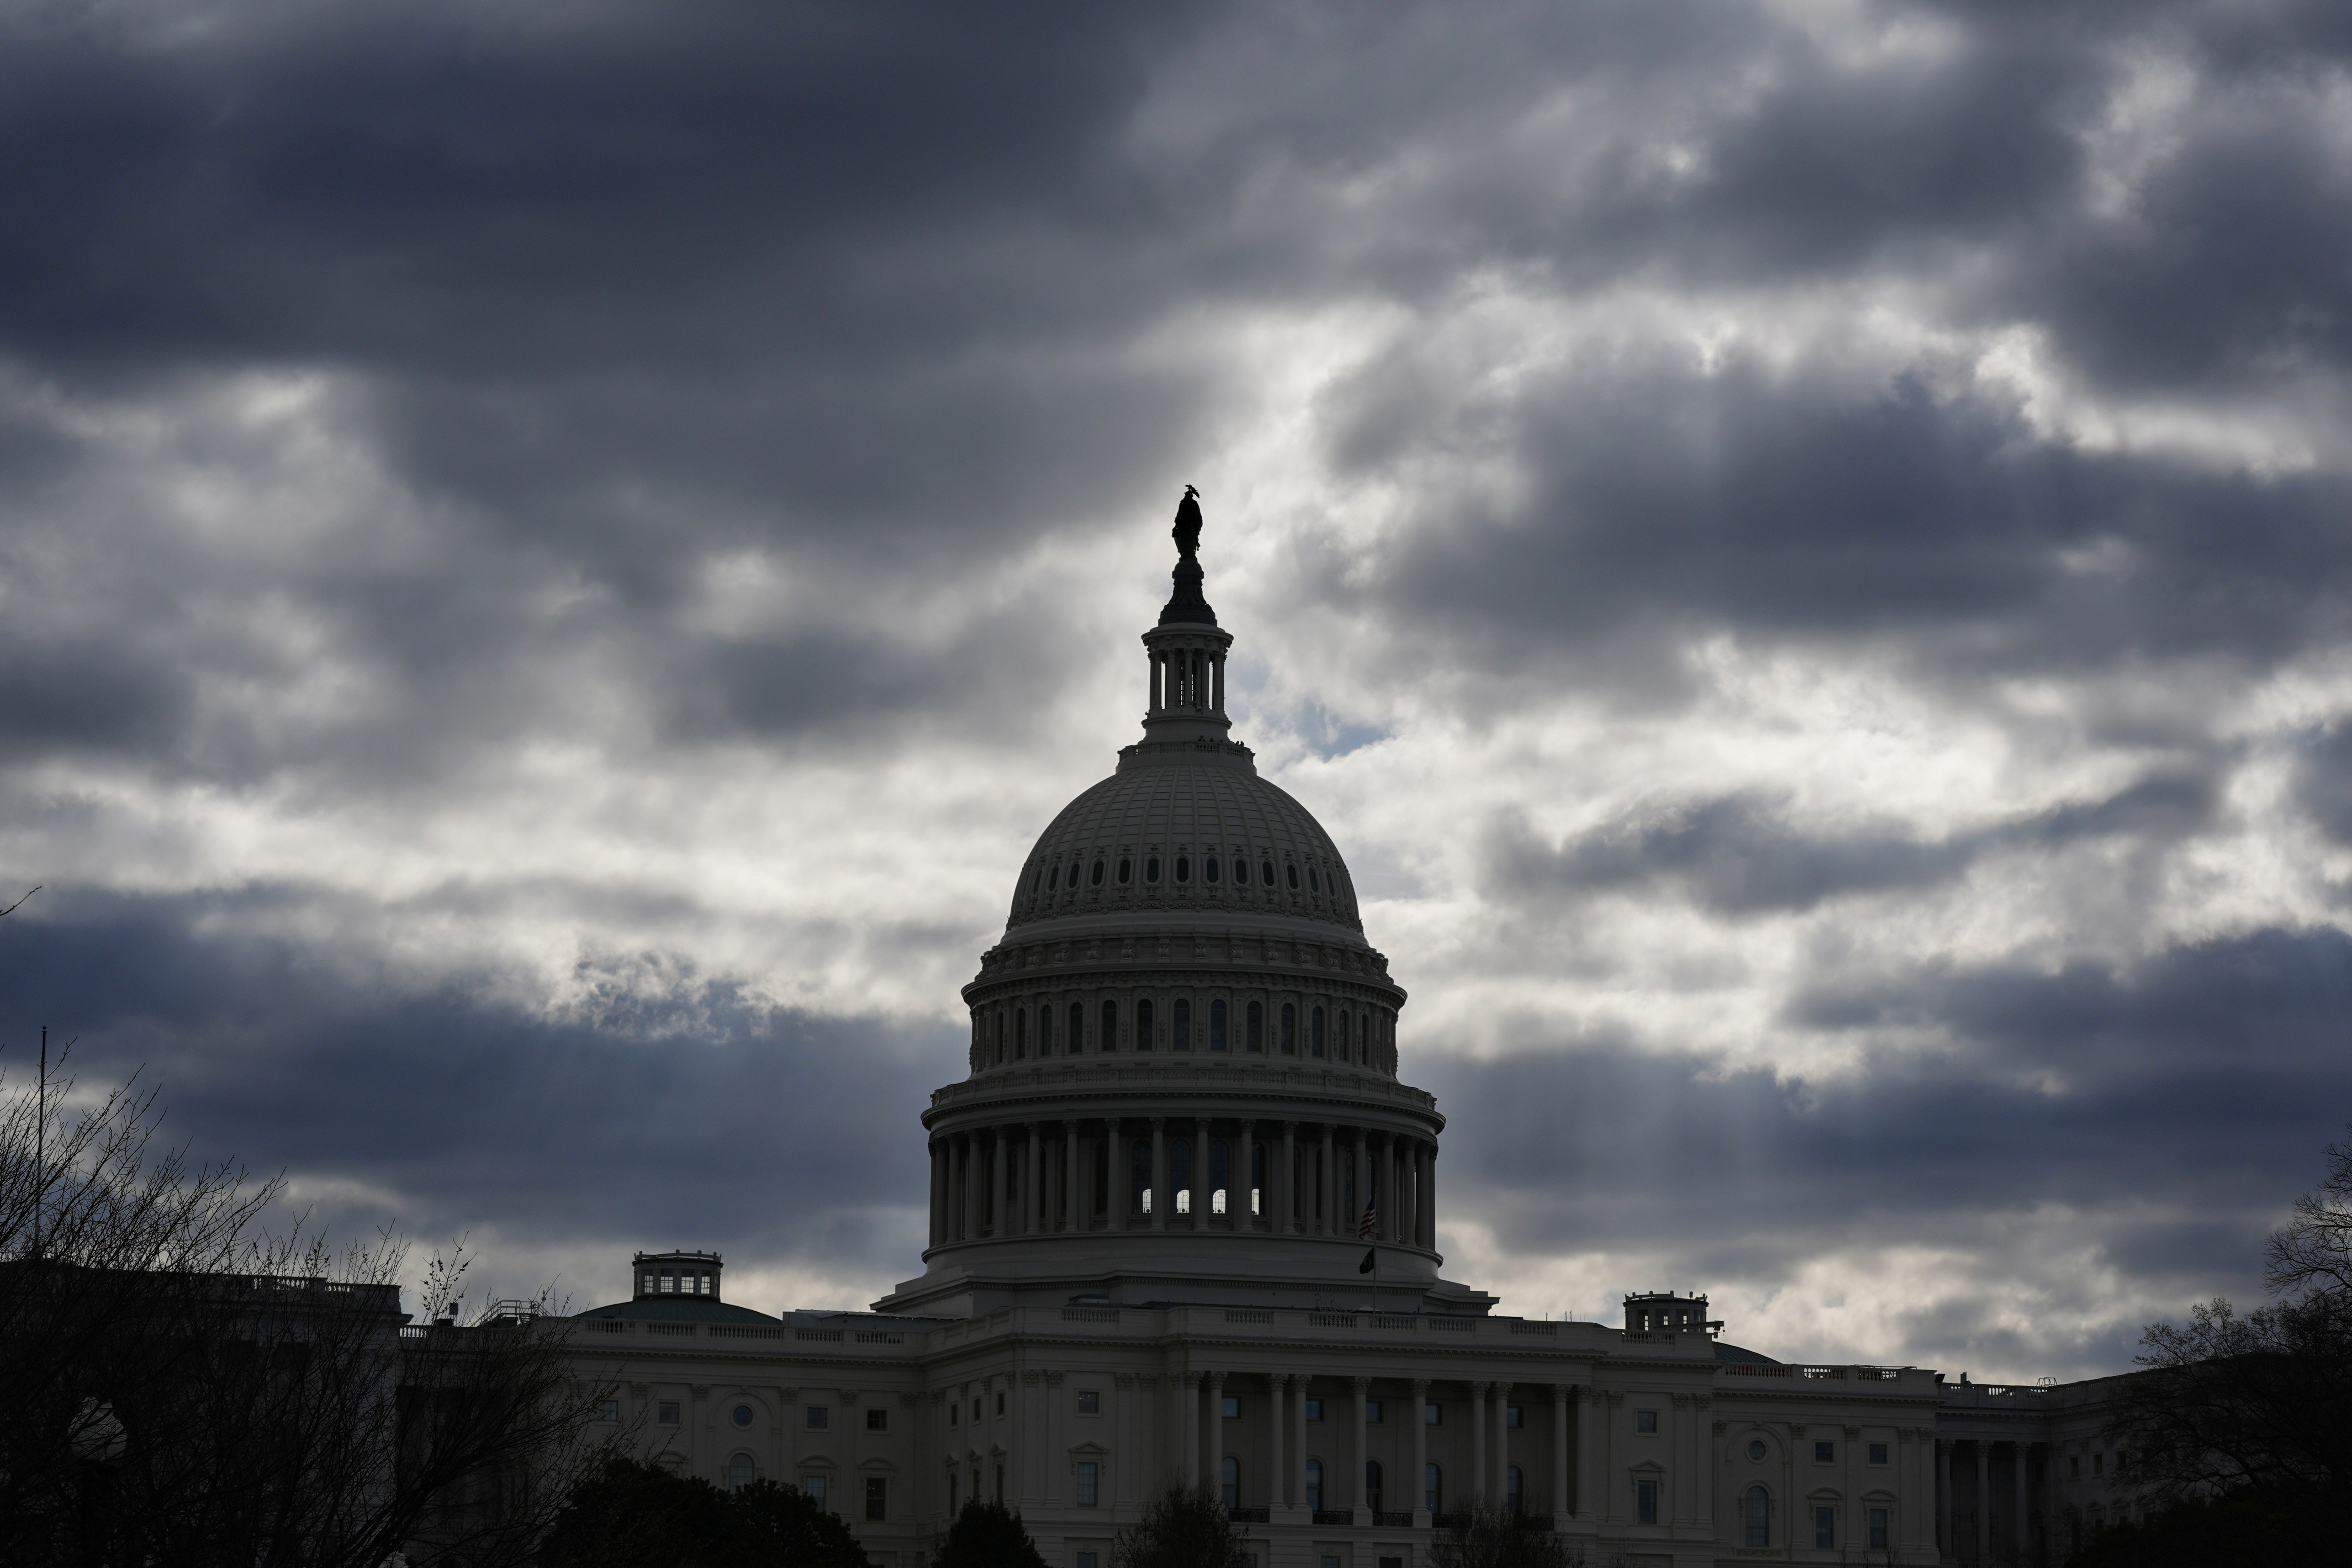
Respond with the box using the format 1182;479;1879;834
565;501;2140;1566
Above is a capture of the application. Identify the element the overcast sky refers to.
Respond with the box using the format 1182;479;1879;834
4;0;2351;1380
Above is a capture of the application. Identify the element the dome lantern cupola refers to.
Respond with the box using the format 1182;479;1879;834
1139;485;1235;748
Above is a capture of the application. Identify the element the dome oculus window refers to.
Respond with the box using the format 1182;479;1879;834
1234;858;1249;885
1068;862;1081;888
1307;867;1321;893
1261;859;1275;886
1145;856;1161;884
1204;856;1219;883
1747;1440;1767;1462
1285;864;1300;890
1117;858;1132;885
1174;856;1190;883
732;1405;755;1428
1091;858;1106;886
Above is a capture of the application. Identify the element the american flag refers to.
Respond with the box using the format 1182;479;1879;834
1357;1202;1377;1240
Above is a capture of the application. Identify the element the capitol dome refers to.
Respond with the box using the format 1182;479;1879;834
876;489;1488;1319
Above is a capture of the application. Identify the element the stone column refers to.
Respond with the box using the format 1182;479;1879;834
1026;1125;1043;1234
1411;1142;1430;1250
1063;1125;1078;1231
1193;1116;1210;1227
1575;1386;1597;1522
1695;1397;1714;1533
1181;1370;1199;1491
1293;1377;1310;1513
1385;1137;1402;1241
1105;1122;1122;1230
1213;653;1225;712
1281;1122;1299;1234
1318;1126;1335;1236
1551;1385;1570;1523
1493;1382;1512;1513
1671;1397;1693;1526
964;1133;984;1240
1603;1393;1623;1524
1151;1118;1168;1231
928;1141;944;1247
989;1131;1007;1236
2013;1441;2029;1562
1412;1379;1432;1527
1269;1374;1288;1510
1470;1382;1489;1508
1937;1439;1951;1557
1353;1376;1373;1521
1207;1370;1227;1496
1975;1441;1990;1565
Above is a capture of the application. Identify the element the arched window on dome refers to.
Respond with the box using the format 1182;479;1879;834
1132;1142;1152;1214
1117;857;1132;885
1145;856;1161;884
1309;866;1321;893
1310;1006;1326;1059
1280;1003;1296;1055
1068;860;1082;890
1093;1138;1109;1217
1172;1138;1191;1213
1069;1002;1084;1057
1286;863;1300;890
1045;863;1057;892
1101;1000;1117;1052
1204;855;1219;883
1172;998;1191;1050
994;1011;1006;1065
1036;1006;1052;1055
1251;1140;1267;1214
1091;858;1105;886
1209;999;1227;1051
1246;1000;1263;1052
1210;1139;1229;1214
1175;856;1190;883
1137;998;1155;1051
1014;1009;1027;1060
1337;1008;1350;1062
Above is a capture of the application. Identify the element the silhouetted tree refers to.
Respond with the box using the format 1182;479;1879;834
1111;1485;1250;1568
0;1048;612;1566
1427;1505;1585;1568
538;1460;871;1568
932;1499;1047;1568
2092;1133;2352;1560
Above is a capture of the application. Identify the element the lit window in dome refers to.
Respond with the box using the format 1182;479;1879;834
1145;857;1161;883
1286;864;1300;890
1091;858;1105;886
1262;859;1275;886
1234;858;1249;884
1204;856;1219;883
1174;856;1190;883
1117;858;1131;884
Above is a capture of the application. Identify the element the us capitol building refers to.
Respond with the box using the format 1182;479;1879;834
566;496;2135;1567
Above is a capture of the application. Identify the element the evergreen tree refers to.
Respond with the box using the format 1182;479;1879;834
1110;1486;1250;1568
932;1498;1048;1568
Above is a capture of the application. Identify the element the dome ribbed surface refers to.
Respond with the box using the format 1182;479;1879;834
1006;759;1363;935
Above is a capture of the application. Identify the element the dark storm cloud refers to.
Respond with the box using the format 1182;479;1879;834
1424;924;2352;1295
0;890;948;1295
1485;770;2219;916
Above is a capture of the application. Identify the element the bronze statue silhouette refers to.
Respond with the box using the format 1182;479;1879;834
1173;484;1203;560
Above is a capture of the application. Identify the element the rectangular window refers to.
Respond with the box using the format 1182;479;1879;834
1636;1409;1658;1434
803;1475;827;1510
867;1408;889;1432
1365;1400;1383;1423
1077;1462;1100;1507
1814;1506;1835;1549
1379;1559;1404;1568
2094;1453;2105;1476
807;1406;830;1430
996;1392;1006;1417
865;1477;887;1521
1078;1556;1097;1568
1506;1405;1523;1429
1868;1442;1888;1465
1814;1440;1835;1463
1078;1390;1102;1415
2069;1457;2081;1480
1222;1396;1241;1419
1869;1507;1889;1549
1305;1398;1324;1421
657;1401;680;1425
1636;1480;1658;1525
596;1399;619;1422
1424;1402;1442;1425
949;1404;959;1427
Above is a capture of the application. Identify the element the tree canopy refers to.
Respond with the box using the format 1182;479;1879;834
1110;1486;1250;1568
538;1460;872;1568
931;1499;1047;1568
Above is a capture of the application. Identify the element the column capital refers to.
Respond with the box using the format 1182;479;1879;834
1550;1382;1573;1398
1470;1380;1493;1396
1207;1368;1227;1387
1352;1375;1374;1393
1410;1378;1430;1394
